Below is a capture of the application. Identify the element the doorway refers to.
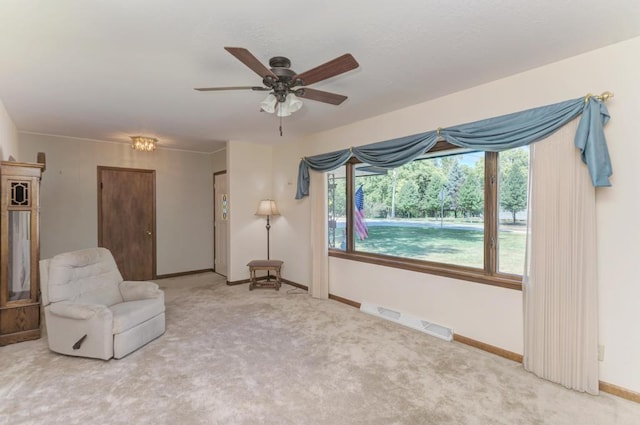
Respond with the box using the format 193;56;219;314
98;166;156;280
213;171;228;277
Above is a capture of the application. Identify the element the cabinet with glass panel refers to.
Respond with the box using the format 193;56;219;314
0;160;44;345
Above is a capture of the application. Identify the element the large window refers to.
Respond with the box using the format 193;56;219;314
327;142;529;289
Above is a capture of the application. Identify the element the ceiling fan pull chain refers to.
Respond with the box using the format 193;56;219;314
279;113;283;137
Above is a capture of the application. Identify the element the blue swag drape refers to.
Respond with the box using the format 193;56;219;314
295;96;611;199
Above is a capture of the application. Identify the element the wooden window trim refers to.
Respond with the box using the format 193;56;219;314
332;142;524;291
329;249;522;290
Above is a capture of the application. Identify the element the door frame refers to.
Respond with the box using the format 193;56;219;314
213;170;227;275
97;166;157;279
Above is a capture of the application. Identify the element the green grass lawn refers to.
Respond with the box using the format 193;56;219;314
498;229;527;275
339;224;526;275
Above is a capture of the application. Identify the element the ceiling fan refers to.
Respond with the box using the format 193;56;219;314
195;47;360;114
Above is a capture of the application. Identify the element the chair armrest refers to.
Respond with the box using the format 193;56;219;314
119;281;163;302
49;302;110;320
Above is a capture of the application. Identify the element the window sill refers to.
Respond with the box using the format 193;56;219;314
328;249;522;291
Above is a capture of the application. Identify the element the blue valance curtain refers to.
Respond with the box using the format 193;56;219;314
295;95;612;199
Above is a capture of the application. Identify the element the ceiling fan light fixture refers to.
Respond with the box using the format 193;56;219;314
260;93;277;113
276;105;291;117
275;93;303;117
261;92;303;117
285;93;303;113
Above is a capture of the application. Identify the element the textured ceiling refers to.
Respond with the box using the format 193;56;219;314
1;1;639;153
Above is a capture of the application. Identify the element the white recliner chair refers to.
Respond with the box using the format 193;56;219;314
40;247;165;360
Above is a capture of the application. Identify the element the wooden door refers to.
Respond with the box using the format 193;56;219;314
213;171;228;277
98;167;155;280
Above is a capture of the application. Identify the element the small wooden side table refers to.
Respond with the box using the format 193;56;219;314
247;260;283;291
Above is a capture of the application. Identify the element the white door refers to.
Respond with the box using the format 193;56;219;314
214;172;229;277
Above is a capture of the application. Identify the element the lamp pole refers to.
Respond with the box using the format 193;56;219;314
265;215;271;260
265;215;273;281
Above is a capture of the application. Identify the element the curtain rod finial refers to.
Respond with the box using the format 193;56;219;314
599;91;614;102
585;91;614;103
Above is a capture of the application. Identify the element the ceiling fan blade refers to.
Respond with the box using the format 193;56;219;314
224;47;278;80
194;86;269;92
298;88;348;105
293;53;359;86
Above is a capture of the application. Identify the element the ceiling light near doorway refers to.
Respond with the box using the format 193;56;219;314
130;136;158;152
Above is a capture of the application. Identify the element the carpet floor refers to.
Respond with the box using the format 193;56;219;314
1;272;639;425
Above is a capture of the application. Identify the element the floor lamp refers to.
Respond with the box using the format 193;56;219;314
255;199;280;260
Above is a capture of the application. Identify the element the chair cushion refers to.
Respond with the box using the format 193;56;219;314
49;301;111;320
110;298;165;334
47;247;124;306
247;260;284;267
119;281;162;302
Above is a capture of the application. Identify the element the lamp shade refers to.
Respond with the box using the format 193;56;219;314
276;93;303;117
255;199;280;216
286;93;303;113
276;105;291;117
260;94;277;113
261;93;303;117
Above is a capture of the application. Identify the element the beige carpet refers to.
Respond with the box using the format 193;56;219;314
1;272;639;425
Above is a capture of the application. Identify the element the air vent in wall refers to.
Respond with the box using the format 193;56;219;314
360;302;454;342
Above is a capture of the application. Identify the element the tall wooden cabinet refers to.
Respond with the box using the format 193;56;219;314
0;161;44;345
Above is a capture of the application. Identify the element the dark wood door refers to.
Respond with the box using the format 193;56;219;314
98;167;155;280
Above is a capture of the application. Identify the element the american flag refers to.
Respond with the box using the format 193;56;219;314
354;185;368;240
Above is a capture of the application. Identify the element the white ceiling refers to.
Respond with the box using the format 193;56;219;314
1;1;639;153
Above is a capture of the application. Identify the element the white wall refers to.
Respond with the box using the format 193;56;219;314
272;36;640;392
211;148;226;173
225;137;311;285
271;140;312;286
227;140;274;281
0;98;18;160
19;133;214;275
